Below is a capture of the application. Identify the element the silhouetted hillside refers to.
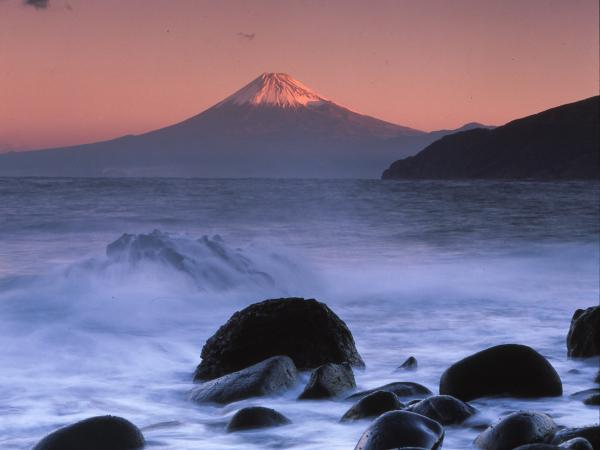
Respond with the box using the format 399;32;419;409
382;96;599;180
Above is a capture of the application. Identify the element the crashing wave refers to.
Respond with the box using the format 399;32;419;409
100;230;276;291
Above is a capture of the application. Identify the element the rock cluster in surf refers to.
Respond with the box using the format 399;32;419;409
32;300;600;450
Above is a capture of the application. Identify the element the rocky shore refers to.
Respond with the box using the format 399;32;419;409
32;298;600;450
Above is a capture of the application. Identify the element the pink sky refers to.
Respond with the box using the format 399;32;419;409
0;0;598;151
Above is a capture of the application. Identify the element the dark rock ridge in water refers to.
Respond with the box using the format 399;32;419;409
194;297;364;381
347;381;432;401
474;411;557;450
407;394;476;425
226;406;290;432
298;362;356;399
397;356;418;371
341;390;404;422
189;356;297;405
567;306;600;357
439;344;563;401
105;230;274;290
382;96;600;180
33;415;145;450
354;410;444;450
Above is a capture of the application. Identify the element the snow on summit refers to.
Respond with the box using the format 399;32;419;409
218;73;329;108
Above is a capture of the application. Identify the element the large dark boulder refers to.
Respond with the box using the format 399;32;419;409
194;298;364;381
354;410;444;450
474;411;557;450
407;394;476;425
189;356;297;405
226;406;290;432
347;382;432;401
298;363;356;399
567;307;600;357
33;416;145;450
341;390;404;422
440;344;562;401
552;426;600;450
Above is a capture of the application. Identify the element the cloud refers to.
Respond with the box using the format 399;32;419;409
237;32;255;41
24;0;49;8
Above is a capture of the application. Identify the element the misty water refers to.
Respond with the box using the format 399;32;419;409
0;177;598;449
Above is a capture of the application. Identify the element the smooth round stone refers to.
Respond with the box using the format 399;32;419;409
226;406;290;432
299;362;356;399
33;415;145;450
474;411;557;450
408;394;476;425
354;410;444;450
440;344;562;401
341;390;404;421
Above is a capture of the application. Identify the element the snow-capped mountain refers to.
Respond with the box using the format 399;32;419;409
0;73;486;178
218;72;329;108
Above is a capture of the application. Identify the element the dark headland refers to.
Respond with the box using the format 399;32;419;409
382;96;599;180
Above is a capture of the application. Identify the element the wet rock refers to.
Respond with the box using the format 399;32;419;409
341;390;404;421
567;307;600;357
583;394;600;406
397;356;418;371
354;410;444;450
226;406;290;432
33;415;145;450
298;363;356;399
515;439;593;450
347;382;432;401
571;388;600;406
474;411;557;450
513;445;558;450
440;344;562;401
194;298;364;381
570;388;600;399
513;446;562;450
559;438;595;450
190;356;297;405
552;426;600;450
407;394;476;425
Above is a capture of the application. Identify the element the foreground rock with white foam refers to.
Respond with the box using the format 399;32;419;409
190;355;297;404
194;297;364;381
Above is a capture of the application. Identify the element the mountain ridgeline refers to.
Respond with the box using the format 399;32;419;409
382;96;599;180
0;73;485;179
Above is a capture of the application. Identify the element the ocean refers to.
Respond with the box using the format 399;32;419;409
0;177;598;449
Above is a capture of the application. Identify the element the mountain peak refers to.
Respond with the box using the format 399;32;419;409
218;72;328;108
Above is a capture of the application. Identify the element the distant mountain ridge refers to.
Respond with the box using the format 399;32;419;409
0;72;488;178
382;96;599;180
